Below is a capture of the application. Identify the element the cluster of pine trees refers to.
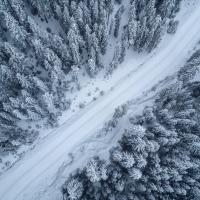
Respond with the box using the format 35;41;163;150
127;0;182;52
0;0;183;158
0;0;115;154
108;0;182;73
62;49;200;200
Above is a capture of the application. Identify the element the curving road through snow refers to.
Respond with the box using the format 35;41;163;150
1;4;200;200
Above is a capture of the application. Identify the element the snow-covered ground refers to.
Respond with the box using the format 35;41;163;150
0;1;200;199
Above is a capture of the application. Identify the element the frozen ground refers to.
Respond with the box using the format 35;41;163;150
0;0;200;199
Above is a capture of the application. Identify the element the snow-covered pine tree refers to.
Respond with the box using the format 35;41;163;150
114;6;124;38
5;0;27;25
0;11;28;50
128;2;137;47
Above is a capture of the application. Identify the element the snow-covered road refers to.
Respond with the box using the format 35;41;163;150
1;4;200;200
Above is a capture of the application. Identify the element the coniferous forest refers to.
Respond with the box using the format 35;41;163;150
62;47;200;200
1;1;200;200
0;0;181;159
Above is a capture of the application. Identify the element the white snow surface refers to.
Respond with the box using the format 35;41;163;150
1;1;200;200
